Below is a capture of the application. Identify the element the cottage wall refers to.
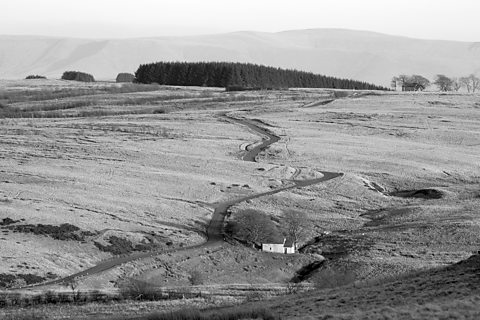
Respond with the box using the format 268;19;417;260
262;243;285;253
284;246;295;254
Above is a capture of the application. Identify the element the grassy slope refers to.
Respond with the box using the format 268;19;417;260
263;253;480;319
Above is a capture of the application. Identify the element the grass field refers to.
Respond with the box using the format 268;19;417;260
0;80;479;319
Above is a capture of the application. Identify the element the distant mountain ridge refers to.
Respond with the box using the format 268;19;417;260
0;29;479;86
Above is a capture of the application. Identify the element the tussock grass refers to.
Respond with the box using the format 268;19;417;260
0;83;162;104
0;90;260;118
2;310;47;320
0;290;121;307
138;306;279;320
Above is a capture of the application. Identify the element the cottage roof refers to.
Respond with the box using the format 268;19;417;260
262;236;295;247
284;239;295;247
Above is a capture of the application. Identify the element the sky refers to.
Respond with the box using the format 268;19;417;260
1;0;479;41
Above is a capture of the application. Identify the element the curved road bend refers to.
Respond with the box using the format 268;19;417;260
24;114;342;289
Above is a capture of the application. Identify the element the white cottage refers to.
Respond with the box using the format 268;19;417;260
262;238;295;254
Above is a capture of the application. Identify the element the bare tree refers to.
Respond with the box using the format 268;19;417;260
235;209;277;245
63;277;80;302
283;210;311;246
433;74;453;91
451;77;462;92
460;74;480;93
396;74;409;84
65;277;79;292
391;74;409;89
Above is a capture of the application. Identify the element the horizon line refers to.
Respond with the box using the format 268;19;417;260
0;27;476;43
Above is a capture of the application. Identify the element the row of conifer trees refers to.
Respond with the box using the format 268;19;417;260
135;61;387;90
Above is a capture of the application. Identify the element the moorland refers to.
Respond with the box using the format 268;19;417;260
0;79;479;319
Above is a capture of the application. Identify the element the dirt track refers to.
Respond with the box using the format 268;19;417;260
22;113;342;289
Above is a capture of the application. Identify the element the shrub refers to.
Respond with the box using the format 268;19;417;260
25;75;47;80
116;73;135;83
61;71;95;82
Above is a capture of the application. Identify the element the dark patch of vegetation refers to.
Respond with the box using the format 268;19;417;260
152;107;168;114
0;274;17;288
390;188;443;199
25;75;46;80
291;259;325;283
94;236;156;255
0;218;19;226
3;223;95;241
138;306;279;320
0;273;46;288
61;71;95;82
135;61;388;90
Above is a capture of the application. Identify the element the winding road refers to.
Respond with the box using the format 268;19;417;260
23;113;342;289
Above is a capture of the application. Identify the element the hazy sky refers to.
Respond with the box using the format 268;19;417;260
1;0;479;41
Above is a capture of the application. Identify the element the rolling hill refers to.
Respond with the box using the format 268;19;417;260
1;29;479;86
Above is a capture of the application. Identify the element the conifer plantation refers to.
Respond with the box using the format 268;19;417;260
135;62;387;90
